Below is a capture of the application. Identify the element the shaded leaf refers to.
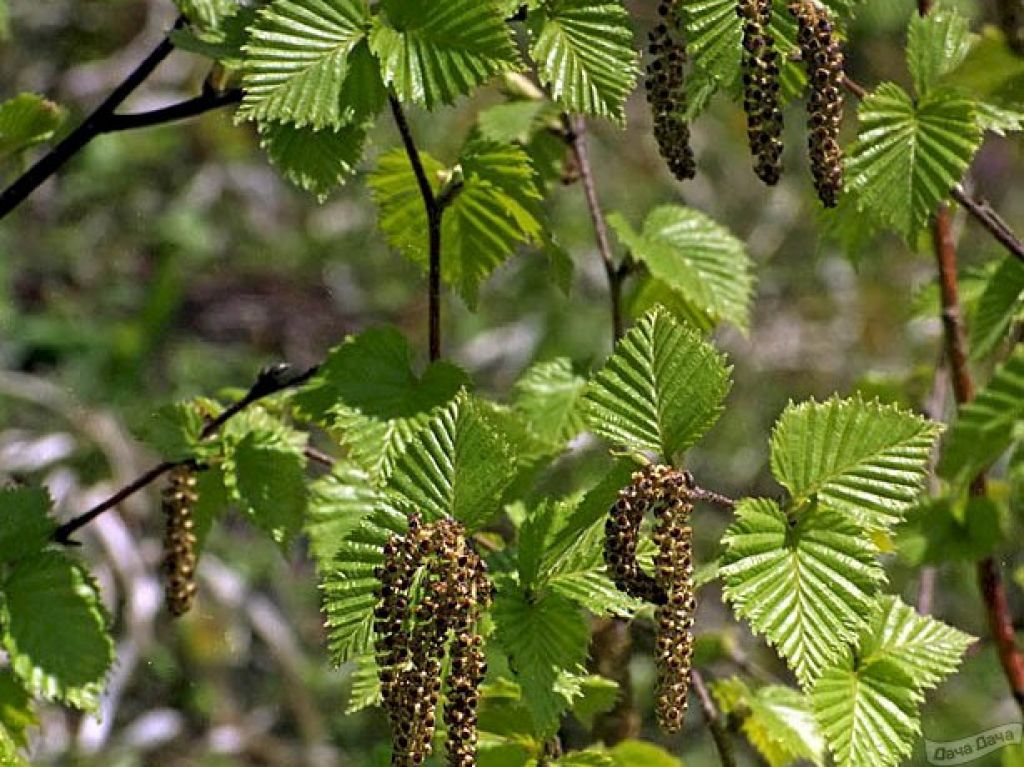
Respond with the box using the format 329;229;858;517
970;256;1024;360
512;357;587;449
258;120;368;200
0;487;54;565
0;94;64;163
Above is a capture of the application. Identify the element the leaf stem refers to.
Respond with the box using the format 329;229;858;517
51;363;319;545
388;93;444;361
691;669;738;767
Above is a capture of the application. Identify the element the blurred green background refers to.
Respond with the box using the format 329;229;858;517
0;1;1021;765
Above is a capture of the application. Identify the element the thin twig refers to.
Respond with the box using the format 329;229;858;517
104;88;243;133
51;363;319;545
691;669;738;767
388;93;444;361
692;485;737;511
564;114;626;342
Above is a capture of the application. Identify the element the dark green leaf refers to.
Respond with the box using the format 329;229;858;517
0;487;54;564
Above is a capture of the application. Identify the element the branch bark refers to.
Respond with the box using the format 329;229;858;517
691;669;738;767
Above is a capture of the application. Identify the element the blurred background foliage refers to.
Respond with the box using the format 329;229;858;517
0;0;1021;765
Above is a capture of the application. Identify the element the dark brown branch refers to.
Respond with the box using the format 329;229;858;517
564;114;626;342
692;485;737;511
104;87;243;133
691;669;738;767
51;363;319;546
388;93;444;361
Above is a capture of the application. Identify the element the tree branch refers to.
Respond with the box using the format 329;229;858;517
51;363;319;546
0;18;239;221
691;669;738;767
388;93;444;361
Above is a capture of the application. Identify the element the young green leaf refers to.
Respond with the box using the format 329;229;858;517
938;346;1024;486
370;0;520;108
387;393;518;531
970;256;1024;360
528;0;638;124
477;99;560;145
847;83;982;240
170;9;256;70
1;552;113;711
720;498;885;687
608;206;755;332
0;487;54;564
769;396;941;531
512;357;587;449
0;671;36;748
345;653;382;714
304;462;384;567
679;0;742;92
0;94;64;164
239;0;371;129
906;7;973;97
143;401;207;462
231;429;308;546
583;305;732;460
174;0;240;31
258;120;368;200
608;740;683;767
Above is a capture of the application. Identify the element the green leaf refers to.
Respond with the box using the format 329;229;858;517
940;28;1024;114
477;99;559;145
583;305;732;460
232;430;308;545
370;141;545;306
609;740;683;767
720;498;885;687
0;552;114;710
899;496;1005;564
192;466;230;551
769;396;941;531
847;83;982;240
512;358;587;449
239;0;370;129
170;9;256;70
906;7;973;97
679;0;742;92
345;654;382;714
370;0;520;108
294;327;469;476
970;256;1024;360
304;462;384;567
0;487;54;564
0;94;64;164
387;393;518;531
569;676;619;730
493;588;590;735
608;206;755;332
528;0;638;124
0;671;36;748
174;0;240;31
713;677;825;767
258;120;368;200
938;346;1024;486
144;401;206;462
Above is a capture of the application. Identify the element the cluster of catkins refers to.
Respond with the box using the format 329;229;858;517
645;1;696;181
790;0;846;207
374;516;492;767
604;465;695;734
738;0;784;185
161;466;199;617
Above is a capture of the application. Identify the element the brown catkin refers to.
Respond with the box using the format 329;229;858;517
790;0;845;207
603;465;695;734
374;516;491;767
738;0;784;185
161;466;199;617
646;1;697;181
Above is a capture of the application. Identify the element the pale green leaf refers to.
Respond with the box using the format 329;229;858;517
847;83;982;240
583;305;732;460
570;676;619;730
370;0;520;108
387;393;518;531
170;9;256;70
938;346;1024;486
608;205;755;332
609;740;683;767
0;552;113;711
258;120;368;200
680;0;742;91
304;462;384;567
0;94;64;163
907;7;973;96
143;401;206;462
528;0;638;123
239;0;370;129
345;654;382;714
512;358;587;449
232;430;308;545
174;0;239;31
0;671;35;748
477;99;559;145
970;256;1024;360
0;487;54;564
770;396;941;531
720;498;885;687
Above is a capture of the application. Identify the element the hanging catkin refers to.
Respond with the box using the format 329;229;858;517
161;465;199;617
738;0;784;185
646;1;697;181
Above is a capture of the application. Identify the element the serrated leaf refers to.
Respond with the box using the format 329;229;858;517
512;358;587;449
570;676;619;730
293;327;469;477
258;119;368;200
583;305;732;460
239;0;370;129
970;256;1024;360
720;498;885;687
232;430;307;545
0;487;54;564
493;588;590;735
345;654;382;713
0;671;35;748
713;677;825;767
370;0;520;108
305;462;384;567
0;552;113;710
387;393;518;531
770;396;941;531
0;94;64;164
528;0;638;123
608;206;755;332
144;401;206;462
322;505;409;664
609;740;683;767
811;659;921;767
907;7;973;96
192;466;230;551
477;99;559;145
170;9;256;70
939;346;1024;486
847;83;982;240
175;0;239;31
370;140;545;306
680;0;742;90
